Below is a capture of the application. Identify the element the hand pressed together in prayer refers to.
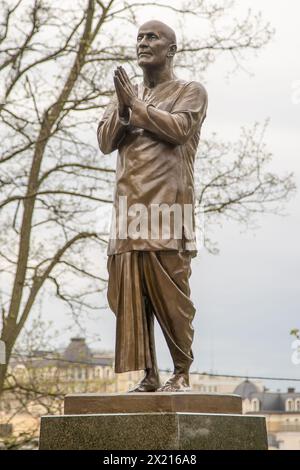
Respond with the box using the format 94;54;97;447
114;66;137;118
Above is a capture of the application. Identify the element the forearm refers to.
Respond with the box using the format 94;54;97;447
97;101;129;154
129;98;197;146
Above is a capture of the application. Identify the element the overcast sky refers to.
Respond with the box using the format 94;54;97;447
39;0;300;392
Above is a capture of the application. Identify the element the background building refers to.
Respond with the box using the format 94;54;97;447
234;379;300;450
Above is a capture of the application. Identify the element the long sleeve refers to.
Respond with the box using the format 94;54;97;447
97;93;129;155
129;81;208;146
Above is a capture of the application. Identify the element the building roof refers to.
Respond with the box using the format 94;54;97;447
63;338;93;362
233;379;259;398
11;338;114;369
234;379;300;412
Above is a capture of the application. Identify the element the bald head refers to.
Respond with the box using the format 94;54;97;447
136;20;177;70
138;20;177;46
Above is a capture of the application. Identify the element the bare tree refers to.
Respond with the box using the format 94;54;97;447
0;0;294;394
0;319;114;449
195;122;295;252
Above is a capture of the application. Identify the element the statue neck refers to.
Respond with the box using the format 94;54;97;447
142;65;176;89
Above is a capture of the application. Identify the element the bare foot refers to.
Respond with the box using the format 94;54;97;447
128;369;161;393
157;373;191;392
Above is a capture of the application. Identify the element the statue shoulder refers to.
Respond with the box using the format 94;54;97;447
182;80;207;98
174;80;208;106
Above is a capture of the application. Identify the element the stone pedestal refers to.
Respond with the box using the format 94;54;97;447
64;391;242;414
39;393;268;450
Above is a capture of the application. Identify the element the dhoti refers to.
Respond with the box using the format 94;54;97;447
107;251;195;373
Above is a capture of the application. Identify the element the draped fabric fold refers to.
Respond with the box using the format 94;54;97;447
107;251;195;373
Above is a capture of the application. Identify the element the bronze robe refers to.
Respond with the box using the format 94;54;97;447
97;79;207;373
97;79;208;256
107;250;195;373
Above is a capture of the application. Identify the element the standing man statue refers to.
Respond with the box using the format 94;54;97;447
97;20;208;392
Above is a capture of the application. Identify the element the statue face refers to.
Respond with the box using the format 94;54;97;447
136;24;174;68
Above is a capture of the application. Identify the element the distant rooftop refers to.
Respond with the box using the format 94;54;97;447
234;379;300;413
11;337;114;368
234;379;259;398
63;337;93;362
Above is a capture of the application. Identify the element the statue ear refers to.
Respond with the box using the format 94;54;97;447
167;44;177;57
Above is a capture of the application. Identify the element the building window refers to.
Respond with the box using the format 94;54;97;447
243;399;251;413
286;399;294;412
295;399;300;412
252;398;260;412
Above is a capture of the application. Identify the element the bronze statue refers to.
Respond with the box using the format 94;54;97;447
97;20;208;392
